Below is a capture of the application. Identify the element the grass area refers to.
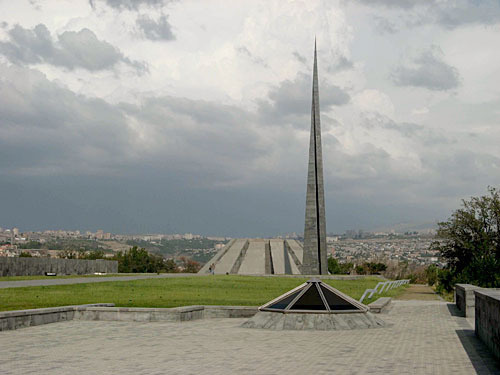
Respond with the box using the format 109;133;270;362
0;274;143;282
362;284;410;304
0;275;407;311
433;286;454;302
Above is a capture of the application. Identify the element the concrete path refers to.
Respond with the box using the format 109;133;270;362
0;273;201;289
396;284;440;300
1;300;499;374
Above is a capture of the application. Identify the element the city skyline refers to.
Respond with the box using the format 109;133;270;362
1;1;500;236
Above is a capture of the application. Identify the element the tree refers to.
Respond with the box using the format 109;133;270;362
434;187;500;290
327;257;341;274
19;251;32;257
355;264;366;275
18;241;42;249
113;246;166;273
58;250;78;259
365;262;387;274
164;259;179;273
425;264;438;286
179;256;201;273
338;262;354;274
79;250;106;260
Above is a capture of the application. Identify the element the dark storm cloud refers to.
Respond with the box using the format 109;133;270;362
0;24;146;73
327;54;354;73
358;113;452;146
136;14;175;41
391;47;460;91
0;64;131;175
0;63;267;186
356;0;432;9
373;16;399;34
258;73;350;127
292;51;307;65
1;62;499;235
362;0;500;31
236;46;268;67
433;0;500;28
294;50;353;72
118;96;265;178
90;0;166;10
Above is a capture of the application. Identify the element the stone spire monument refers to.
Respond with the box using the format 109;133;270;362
302;40;328;275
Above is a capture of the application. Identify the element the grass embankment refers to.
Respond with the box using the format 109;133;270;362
395;284;440;301
0;274;149;282
0;275;408;311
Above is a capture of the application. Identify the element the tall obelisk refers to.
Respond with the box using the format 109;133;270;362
302;40;328;275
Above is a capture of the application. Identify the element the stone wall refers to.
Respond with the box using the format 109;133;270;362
455;283;483;318
0;304;115;331
1;304;258;331
475;290;500;360
0;257;118;276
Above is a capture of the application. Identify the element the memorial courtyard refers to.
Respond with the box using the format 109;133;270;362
1;284;499;375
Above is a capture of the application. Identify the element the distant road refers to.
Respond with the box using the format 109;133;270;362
0;273;202;289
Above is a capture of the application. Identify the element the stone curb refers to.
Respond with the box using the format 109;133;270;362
368;297;392;313
0;304;258;331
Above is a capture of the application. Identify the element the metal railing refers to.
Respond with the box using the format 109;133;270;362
359;279;410;303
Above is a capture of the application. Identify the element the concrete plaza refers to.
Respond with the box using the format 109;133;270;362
1;300;499;374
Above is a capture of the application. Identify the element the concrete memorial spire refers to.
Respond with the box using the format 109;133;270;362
302;40;328;275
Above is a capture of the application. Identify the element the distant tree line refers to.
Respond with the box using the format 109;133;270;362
18;239;108;252
56;246;201;273
327;258;387;275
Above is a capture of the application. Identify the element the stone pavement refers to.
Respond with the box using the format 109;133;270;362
1;300;499;374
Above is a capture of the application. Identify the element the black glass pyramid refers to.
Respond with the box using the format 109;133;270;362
260;278;368;313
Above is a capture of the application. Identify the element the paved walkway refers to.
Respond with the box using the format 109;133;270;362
1;300;498;374
0;274;200;289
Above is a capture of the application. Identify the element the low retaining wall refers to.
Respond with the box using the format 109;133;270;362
455;284;500;319
0;257;118;276
368;297;392;313
475;290;500;360
0;304;258;331
455;284;483;318
0;304;114;331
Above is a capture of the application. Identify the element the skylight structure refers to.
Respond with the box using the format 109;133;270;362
260;278;368;313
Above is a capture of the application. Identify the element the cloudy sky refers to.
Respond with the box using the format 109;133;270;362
1;0;500;236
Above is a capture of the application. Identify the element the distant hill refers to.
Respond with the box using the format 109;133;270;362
371;221;437;234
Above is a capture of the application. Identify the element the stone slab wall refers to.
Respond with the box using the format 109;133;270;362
0;257;118;276
203;306;258;318
368;297;392;313
0;304;258;331
455;284;483;318
0;304;114;331
475;290;500;360
75;306;205;322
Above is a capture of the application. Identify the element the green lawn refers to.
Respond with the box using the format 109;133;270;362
0;275;408;311
362;283;410;304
